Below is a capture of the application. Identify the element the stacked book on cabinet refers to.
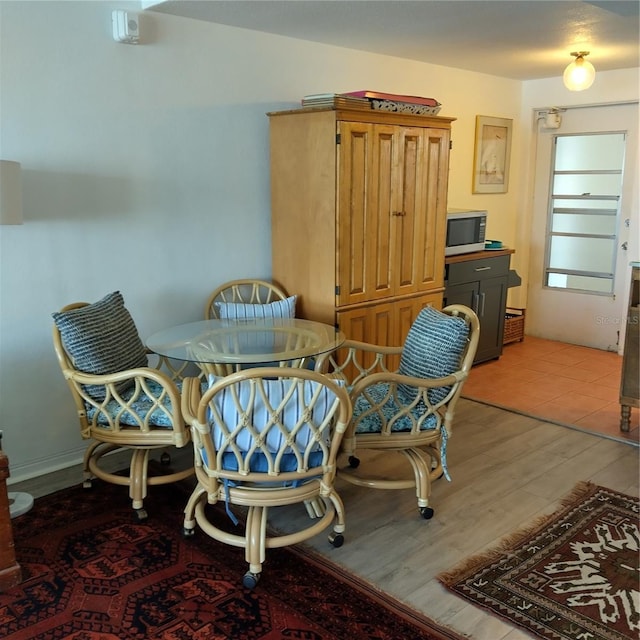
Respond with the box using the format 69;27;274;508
301;90;442;115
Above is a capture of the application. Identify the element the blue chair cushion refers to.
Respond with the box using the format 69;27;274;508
214;295;297;320
352;382;438;434
397;306;469;405
218;450;324;473
53;291;148;401
85;380;206;429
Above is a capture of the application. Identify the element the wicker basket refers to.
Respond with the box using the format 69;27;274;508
504;308;525;344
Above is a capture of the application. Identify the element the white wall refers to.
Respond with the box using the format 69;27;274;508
0;0;543;481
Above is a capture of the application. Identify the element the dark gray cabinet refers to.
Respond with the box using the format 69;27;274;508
444;251;514;364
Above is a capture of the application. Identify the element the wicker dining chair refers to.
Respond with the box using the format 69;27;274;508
52;291;194;521
181;366;352;588
315;304;479;520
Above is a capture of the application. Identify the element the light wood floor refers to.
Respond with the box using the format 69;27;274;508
9;400;639;640
462;336;640;445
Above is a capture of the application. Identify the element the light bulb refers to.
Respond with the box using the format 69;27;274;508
563;54;596;91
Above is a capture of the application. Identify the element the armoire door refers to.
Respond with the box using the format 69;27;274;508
336;122;449;308
336;121;394;307
393;127;450;298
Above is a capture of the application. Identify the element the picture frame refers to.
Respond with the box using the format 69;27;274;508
472;115;513;194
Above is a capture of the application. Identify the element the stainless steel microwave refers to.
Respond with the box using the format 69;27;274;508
445;208;487;256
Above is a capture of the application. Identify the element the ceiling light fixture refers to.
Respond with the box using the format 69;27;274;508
563;51;596;91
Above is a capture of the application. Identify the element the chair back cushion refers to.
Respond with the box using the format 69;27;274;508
205;374;338;473
397;306;469;404
52;291;147;400
215;295;296;320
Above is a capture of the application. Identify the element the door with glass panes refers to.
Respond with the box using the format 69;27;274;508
528;103;638;351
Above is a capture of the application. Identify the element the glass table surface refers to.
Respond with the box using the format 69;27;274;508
146;317;345;364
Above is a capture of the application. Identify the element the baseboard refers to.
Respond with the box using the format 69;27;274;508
6;445;87;486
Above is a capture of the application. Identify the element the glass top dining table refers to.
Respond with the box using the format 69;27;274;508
145;317;345;365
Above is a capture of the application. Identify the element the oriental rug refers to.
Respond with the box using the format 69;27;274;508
438;482;639;640
2;480;464;640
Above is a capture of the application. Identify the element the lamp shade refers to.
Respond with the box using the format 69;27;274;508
563;54;595;91
0;160;23;225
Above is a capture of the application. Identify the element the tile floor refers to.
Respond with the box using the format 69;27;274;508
462;335;640;445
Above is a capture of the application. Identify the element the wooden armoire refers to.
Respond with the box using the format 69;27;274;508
268;106;454;346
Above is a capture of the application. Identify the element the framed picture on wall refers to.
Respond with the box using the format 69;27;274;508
472;115;513;193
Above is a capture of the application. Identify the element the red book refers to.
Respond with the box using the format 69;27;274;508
343;91;440;107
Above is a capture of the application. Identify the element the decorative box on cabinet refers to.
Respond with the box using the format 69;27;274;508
444;249;519;364
619;263;639;432
268;105;454;346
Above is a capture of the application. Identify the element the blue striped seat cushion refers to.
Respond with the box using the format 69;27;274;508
214;295;297;320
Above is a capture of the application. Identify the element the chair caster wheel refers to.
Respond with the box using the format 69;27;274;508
328;532;344;547
419;506;434;520
348;456;360;469
133;508;148;522
183;527;195;537
242;571;260;589
160;452;171;465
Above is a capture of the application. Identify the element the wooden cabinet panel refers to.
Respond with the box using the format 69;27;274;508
337;292;442;347
270;107;454;348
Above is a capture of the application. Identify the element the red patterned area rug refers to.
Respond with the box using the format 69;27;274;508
438;482;639;640
2;480;464;640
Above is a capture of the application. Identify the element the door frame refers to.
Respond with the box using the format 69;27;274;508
525;102;638;353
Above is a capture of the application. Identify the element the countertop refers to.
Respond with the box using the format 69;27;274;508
445;248;515;264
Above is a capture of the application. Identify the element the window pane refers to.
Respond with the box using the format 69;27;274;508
552;197;617;211
545;132;625;296
553;173;622;195
547;273;614;294
551;213;617;235
549;236;615;272
555;134;625;171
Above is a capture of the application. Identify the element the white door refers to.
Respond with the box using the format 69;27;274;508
527;102;638;352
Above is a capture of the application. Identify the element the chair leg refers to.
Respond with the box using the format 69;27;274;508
403;448;434;519
324;489;346;546
425;442;444;481
183;485;207;537
82;441;99;488
304;498;326;518
243;506;267;589
82;441;120;488
129;449;150;520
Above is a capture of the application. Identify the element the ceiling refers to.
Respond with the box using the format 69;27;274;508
143;0;639;81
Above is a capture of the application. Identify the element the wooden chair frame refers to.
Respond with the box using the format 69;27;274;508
53;302;193;520
315;304;480;520
181;367;352;588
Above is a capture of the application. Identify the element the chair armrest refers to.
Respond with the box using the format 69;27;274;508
350;369;467;397
181;376;203;426
63;366;188;442
315;339;403;385
64;365;175;388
